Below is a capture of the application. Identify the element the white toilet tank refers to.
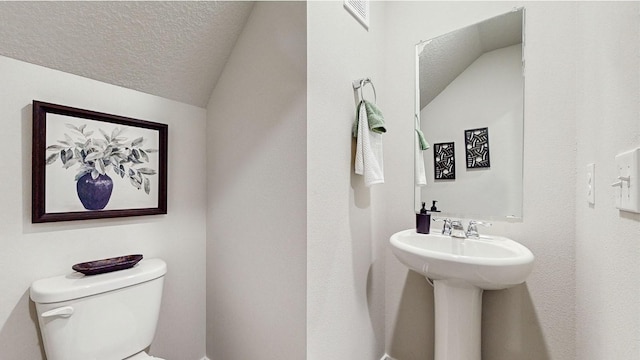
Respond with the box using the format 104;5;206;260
30;258;167;360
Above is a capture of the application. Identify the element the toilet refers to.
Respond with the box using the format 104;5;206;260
30;258;167;360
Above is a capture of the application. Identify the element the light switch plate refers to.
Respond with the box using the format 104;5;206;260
614;148;640;213
587;163;595;205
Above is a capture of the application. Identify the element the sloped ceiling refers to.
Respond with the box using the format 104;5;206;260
0;1;255;108
419;9;522;110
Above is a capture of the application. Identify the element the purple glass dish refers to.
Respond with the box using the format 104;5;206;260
72;254;144;276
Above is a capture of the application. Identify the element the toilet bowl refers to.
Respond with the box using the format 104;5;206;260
30;258;168;360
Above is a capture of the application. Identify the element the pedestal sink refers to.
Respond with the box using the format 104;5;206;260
390;229;534;360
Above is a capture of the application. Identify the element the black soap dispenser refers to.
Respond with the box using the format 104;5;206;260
430;200;440;213
416;202;430;234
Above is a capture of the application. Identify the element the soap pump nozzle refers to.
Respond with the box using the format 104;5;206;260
430;200;440;212
420;202;427;214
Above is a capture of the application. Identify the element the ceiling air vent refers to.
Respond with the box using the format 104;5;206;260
344;0;369;30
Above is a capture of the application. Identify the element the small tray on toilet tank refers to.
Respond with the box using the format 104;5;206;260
72;254;143;275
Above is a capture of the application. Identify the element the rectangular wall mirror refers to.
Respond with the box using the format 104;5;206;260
415;8;525;220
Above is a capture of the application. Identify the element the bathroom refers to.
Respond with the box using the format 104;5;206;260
0;1;638;359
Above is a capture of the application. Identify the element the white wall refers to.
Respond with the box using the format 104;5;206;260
205;2;307;360
307;2;387;359
0;56;207;360
575;3;640;359
382;2;577;359
3;3;637;360
421;44;524;218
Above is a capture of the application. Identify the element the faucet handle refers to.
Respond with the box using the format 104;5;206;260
466;220;492;238
432;218;452;236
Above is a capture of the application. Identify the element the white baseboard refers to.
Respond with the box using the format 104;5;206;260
380;354;396;360
200;357;210;360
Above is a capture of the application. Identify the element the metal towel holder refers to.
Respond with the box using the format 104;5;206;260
352;77;377;104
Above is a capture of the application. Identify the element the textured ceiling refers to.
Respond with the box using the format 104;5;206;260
419;9;523;110
0;1;255;107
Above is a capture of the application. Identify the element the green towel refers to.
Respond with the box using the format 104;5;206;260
364;100;386;134
415;128;430;150
352;100;386;138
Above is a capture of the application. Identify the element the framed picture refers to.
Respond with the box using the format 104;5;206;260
464;127;490;168
433;142;455;180
32;101;168;223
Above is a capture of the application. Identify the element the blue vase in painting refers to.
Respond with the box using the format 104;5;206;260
76;173;114;210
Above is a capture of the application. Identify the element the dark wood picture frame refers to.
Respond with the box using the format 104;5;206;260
32;101;168;223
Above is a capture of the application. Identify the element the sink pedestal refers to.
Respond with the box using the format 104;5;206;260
390;230;535;360
433;279;483;360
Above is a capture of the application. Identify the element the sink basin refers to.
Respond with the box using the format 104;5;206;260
390;229;534;290
390;229;535;360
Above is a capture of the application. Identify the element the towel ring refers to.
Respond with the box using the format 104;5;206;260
353;78;377;104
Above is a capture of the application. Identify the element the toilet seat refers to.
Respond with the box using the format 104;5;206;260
125;351;166;360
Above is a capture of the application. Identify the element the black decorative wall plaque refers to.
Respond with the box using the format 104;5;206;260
464;127;490;169
433;142;455;179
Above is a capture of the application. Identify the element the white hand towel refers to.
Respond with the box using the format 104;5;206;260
355;102;384;186
415;131;427;186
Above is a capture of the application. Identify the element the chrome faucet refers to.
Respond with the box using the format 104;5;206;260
433;218;492;238
433;218;452;236
433;218;465;238
466;220;492;238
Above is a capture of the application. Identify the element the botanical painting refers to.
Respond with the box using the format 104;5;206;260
32;101;168;222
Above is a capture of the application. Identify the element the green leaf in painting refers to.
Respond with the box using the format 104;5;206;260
137;167;157;175
45;152;59;165
60;150;68;164
96;159;106;175
92;138;108;149
85;151;102;162
131;137;144;147
74;168;91;181
46;144;65;151
139;149;149;162
63;158;78;169
103;146;113;158
128;155;143;164
99;128;111;142
129;176;142;189
112;127;123;139
144;177;151;194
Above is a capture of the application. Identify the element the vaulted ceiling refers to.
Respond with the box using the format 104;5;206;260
418;9;523;110
0;1;255;107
